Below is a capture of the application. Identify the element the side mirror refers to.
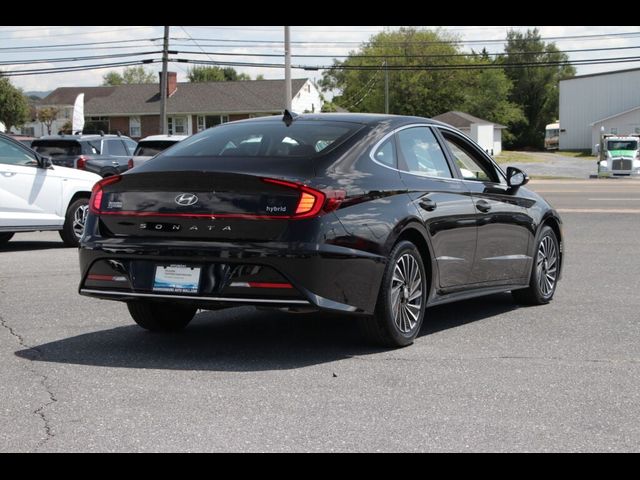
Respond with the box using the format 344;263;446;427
506;166;529;187
38;155;52;168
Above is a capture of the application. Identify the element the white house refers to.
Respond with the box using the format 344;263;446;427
559;67;640;151
432;111;506;155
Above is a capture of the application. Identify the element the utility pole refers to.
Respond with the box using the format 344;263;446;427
284;26;292;112
159;25;169;135
384;61;389;114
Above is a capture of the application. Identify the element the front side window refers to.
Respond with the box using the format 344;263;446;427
396;127;452;178
441;131;499;183
0;138;38;166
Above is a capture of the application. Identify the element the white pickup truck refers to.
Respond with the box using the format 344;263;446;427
0;132;101;247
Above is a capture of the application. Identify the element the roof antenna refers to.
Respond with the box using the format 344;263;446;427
282;109;298;127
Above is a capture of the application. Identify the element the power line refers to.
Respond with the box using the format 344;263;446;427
0;51;161;66
1;59;159;76
0;38;162;51
0;26;157;41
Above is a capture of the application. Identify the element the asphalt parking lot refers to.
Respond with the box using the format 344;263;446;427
1;179;640;452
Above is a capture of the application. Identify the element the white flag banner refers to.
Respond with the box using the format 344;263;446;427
72;93;85;134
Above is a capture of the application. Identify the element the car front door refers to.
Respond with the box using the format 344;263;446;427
0;137;63;229
438;128;534;285
394;125;477;290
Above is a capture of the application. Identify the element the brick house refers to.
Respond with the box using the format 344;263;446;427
27;74;323;139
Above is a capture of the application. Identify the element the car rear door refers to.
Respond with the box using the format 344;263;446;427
394;125;477;290
437;127;533;285
103;139;130;173
0;136;63;229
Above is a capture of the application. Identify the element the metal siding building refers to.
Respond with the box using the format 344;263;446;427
559;68;640;150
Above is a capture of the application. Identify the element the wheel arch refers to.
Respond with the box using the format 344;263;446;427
389;222;435;296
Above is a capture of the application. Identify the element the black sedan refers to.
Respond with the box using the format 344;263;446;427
78;113;563;347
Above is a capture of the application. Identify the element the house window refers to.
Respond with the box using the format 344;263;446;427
610;127;618;134
84;116;109;134
168;116;187;135
196;115;229;132
129;116;141;138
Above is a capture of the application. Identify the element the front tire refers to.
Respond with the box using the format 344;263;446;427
127;301;196;332
0;233;14;245
512;226;560;305
360;241;427;347
59;197;89;247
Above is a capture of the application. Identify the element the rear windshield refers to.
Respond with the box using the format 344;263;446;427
134;140;178;157
32;139;101;156
161;121;362;158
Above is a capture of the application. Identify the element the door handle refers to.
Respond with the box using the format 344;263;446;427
419;199;437;212
476;200;492;213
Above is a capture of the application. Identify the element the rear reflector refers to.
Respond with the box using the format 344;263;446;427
87;274;127;282
230;282;293;289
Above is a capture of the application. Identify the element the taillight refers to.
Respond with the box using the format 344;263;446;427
127;158;134;170
262;178;345;219
77;156;87;170
89;175;122;214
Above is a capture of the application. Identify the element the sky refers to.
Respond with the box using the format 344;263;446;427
2;26;640;93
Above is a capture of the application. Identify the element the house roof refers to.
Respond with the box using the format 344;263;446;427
431;111;507;129
589;105;640;126
42;79;310;116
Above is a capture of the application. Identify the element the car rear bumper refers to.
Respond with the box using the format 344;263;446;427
78;238;386;314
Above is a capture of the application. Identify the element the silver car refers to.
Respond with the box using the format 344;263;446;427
127;135;188;170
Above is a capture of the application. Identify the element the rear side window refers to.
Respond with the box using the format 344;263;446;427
32;140;82;157
162;121;362;158
134;141;178;157
396;127;452;178
105;139;128;156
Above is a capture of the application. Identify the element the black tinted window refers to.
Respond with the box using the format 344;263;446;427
105;139;128;156
32;140;81;157
134;141;178;157
163;121;362;158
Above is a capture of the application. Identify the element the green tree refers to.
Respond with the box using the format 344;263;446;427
501;28;575;148
187;66;251;82
37;106;60;135
460;59;525;145
0;75;29;131
102;66;156;86
320;28;469;116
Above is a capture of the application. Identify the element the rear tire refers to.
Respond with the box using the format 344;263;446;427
59;197;89;247
512;226;559;305
127;301;196;332
0;233;14;245
359;240;427;348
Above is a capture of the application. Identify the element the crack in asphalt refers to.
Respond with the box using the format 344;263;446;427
0;286;57;452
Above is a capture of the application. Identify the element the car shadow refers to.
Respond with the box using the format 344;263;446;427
0;239;67;252
16;293;518;372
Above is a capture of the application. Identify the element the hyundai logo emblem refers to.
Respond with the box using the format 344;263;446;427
175;193;199;206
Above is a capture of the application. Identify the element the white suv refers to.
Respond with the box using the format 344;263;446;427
128;134;188;170
0;133;101;247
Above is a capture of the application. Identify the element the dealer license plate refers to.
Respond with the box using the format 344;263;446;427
153;265;201;293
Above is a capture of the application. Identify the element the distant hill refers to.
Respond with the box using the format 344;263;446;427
24;90;51;99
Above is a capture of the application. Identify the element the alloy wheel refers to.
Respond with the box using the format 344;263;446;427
537;235;558;297
391;253;423;334
73;204;89;239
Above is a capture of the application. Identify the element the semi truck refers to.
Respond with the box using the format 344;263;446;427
596;133;640;177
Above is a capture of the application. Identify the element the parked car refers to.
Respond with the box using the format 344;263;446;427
0;132;101;247
78;114;563;347
31;133;137;178
127;135;188;170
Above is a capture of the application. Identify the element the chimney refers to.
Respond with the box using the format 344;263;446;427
159;71;178;97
